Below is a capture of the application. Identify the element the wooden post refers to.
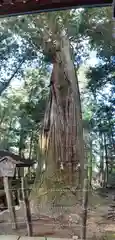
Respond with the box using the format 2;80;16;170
17;168;23;201
80;142;89;240
21;177;33;236
3;177;17;230
80;178;88;240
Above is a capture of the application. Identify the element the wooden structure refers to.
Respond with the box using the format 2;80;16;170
0;150;34;236
0;0;113;17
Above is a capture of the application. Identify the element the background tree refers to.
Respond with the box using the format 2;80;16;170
85;6;115;187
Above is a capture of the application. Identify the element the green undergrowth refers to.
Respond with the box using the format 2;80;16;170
90;233;115;240
102;232;115;240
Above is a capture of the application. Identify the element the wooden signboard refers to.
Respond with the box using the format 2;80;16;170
0;157;16;177
0;0;113;17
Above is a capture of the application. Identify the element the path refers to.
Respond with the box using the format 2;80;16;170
1;189;115;239
0;236;72;240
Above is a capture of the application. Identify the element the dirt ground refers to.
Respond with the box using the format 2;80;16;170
0;189;115;239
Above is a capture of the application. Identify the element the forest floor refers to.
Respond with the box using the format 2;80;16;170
0;188;115;239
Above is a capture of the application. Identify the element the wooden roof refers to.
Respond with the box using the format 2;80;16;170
0;0;113;17
0;150;35;167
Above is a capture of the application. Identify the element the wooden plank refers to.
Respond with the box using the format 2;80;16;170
21;177;33;236
3;177;17;230
0;158;16;177
0;0;113;17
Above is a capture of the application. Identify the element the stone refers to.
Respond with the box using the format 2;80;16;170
72;236;79;240
68;213;80;224
0;236;19;240
20;238;72;240
20;237;45;240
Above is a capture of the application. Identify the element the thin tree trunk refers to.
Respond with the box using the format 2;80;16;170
89;140;93;187
5;119;12;150
28;131;33;179
29;131;33;159
99;133;105;187
18;127;24;201
111;131;115;155
104;133;109;186
109;133;114;173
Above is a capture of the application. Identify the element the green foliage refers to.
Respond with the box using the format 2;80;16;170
84;6;115;183
0;67;49;160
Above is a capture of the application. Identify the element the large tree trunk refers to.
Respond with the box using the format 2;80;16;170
38;32;84;205
31;27;84;214
60;32;85;186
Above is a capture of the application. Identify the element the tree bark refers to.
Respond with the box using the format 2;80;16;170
99;133;105;187
104;133;109;186
18;126;25;201
28;131;33;179
42;32;84;188
89;140;93;187
35;23;85;209
60;32;84;187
